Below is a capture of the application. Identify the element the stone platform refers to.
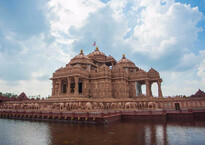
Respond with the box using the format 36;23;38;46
1;109;205;124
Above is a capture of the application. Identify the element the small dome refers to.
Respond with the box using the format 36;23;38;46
69;51;96;66
135;69;148;78
148;68;160;78
107;55;114;59
99;63;110;71
116;54;137;68
107;55;116;62
73;51;89;59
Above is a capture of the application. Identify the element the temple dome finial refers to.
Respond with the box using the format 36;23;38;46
96;46;99;51
123;54;125;58
80;49;83;53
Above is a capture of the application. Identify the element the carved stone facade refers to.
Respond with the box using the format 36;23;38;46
50;47;163;99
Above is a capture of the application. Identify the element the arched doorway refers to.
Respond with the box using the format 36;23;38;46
175;103;180;110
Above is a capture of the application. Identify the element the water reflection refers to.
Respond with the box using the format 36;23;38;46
0;119;205;145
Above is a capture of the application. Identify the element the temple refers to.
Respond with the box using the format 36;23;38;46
50;47;163;99
1;47;205;124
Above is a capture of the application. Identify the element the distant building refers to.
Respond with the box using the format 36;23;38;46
191;89;205;98
17;92;29;101
50;47;163;98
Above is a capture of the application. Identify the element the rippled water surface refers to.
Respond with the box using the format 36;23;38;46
0;119;205;145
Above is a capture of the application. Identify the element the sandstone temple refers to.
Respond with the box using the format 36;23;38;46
1;46;205;124
51;47;163;99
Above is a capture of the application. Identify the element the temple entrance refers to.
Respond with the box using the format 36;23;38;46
62;84;67;93
78;82;82;93
175;103;180;110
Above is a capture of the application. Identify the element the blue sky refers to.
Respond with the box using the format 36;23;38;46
0;0;205;97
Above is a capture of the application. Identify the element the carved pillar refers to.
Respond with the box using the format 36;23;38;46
145;80;151;97
136;82;139;96
157;80;163;98
74;76;79;95
83;79;87;94
67;77;70;95
58;79;62;97
149;82;153;97
139;84;142;95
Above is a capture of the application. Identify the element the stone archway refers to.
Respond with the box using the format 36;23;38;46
148;102;157;109
138;102;143;109
187;101;191;108
157;102;161;109
183;102;187;109
174;103;180;110
196;101;201;108
148;102;153;109
191;101;196;108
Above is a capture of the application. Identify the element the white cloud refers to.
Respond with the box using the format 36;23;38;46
47;0;105;44
0;32;75;96
160;55;205;96
128;1;203;58
176;50;205;70
197;59;205;82
46;0;203;61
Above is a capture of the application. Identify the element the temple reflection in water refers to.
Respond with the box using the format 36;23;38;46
48;121;170;145
1;118;205;145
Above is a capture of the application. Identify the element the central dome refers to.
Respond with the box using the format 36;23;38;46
87;46;107;62
69;50;95;66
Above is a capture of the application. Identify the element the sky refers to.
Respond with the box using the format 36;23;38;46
0;0;205;97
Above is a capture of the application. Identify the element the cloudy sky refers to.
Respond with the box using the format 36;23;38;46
0;0;205;97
